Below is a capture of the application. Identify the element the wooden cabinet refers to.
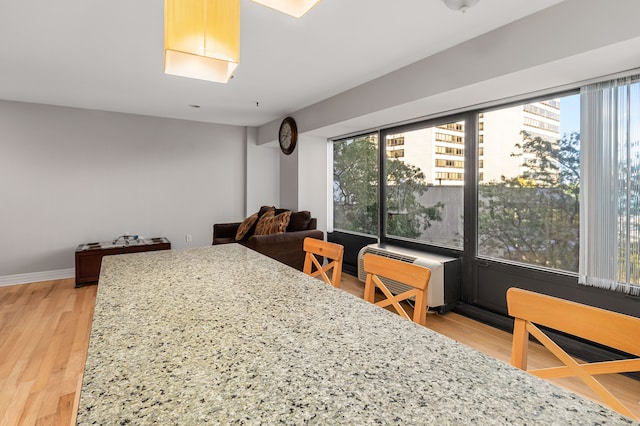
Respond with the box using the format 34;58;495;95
75;237;171;287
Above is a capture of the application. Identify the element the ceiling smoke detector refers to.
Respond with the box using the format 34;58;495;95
442;0;480;13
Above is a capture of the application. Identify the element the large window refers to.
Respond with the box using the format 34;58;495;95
382;121;465;249
477;95;580;272
331;75;639;299
333;133;378;235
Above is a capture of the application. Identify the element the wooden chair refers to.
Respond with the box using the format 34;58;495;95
362;253;431;326
303;238;344;288
506;287;640;421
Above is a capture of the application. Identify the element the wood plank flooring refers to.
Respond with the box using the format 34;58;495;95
0;273;638;425
0;279;96;426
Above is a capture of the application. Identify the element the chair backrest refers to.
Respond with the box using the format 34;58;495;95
303;238;344;288
362;253;431;326
506;287;640;421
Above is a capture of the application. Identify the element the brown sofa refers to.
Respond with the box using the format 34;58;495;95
213;207;324;271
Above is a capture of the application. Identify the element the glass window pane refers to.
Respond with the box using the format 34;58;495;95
478;95;580;272
333;134;378;235
384;121;465;248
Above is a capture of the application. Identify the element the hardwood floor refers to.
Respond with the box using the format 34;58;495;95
0;273;638;425
0;279;96;426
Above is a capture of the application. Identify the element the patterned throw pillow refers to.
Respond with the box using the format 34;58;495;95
235;213;259;241
254;210;291;236
254;208;275;235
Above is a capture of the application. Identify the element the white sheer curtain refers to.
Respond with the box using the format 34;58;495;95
580;76;640;296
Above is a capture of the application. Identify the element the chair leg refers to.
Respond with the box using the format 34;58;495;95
511;318;529;370
364;274;375;303
331;263;342;288
303;253;312;276
413;291;427;326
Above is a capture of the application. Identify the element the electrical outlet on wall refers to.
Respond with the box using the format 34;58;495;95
185;234;193;243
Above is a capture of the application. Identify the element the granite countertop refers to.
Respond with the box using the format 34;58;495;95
77;245;635;425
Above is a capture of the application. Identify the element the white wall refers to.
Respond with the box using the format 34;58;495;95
279;146;299;211
245;127;279;215
298;135;329;233
0;100;247;280
275;135;328;235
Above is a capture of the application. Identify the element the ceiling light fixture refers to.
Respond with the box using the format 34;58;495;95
164;0;240;84
164;0;319;83
250;0;321;18
441;0;479;13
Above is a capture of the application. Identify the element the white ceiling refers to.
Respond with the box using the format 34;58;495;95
0;0;563;127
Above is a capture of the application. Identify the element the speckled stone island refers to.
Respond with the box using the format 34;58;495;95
77;245;636;425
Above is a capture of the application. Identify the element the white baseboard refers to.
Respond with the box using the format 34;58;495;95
0;268;75;287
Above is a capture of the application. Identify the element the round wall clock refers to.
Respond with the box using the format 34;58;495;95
279;117;298;155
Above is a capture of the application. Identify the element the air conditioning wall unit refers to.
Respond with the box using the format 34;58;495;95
357;243;461;313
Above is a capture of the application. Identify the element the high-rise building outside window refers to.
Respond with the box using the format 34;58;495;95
383;121;465;248
478;95;580;272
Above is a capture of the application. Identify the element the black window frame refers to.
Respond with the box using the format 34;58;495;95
330;86;638;319
378;112;471;259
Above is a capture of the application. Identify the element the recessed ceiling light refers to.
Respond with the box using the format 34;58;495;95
189;104;201;108
250;0;321;18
